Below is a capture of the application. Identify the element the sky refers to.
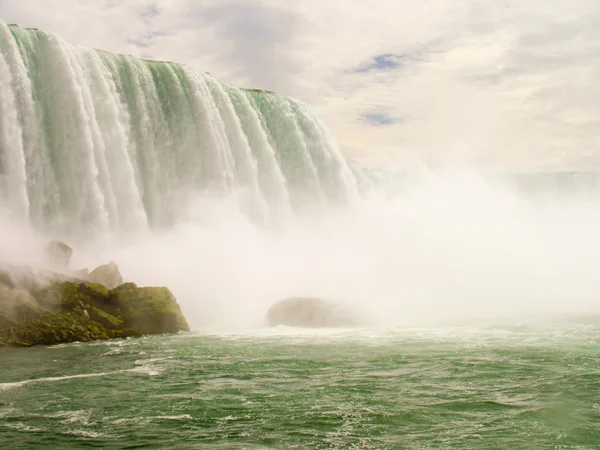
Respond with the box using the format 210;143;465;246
1;0;599;170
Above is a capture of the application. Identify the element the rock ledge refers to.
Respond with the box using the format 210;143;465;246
0;264;188;348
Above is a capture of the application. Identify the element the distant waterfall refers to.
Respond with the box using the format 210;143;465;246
0;20;359;235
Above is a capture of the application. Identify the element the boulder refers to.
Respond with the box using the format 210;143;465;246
267;297;356;328
72;268;89;280
88;261;123;289
0;280;189;347
111;283;189;335
44;241;73;269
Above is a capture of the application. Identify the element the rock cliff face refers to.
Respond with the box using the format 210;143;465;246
44;241;73;269
0;265;189;347
88;262;124;290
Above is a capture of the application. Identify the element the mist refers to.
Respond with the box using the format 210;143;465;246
23;169;590;330
3;18;598;331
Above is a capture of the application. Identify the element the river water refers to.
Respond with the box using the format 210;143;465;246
1;325;599;449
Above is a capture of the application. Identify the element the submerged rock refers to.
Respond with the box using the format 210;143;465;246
88;261;123;289
267;297;356;328
0;275;189;347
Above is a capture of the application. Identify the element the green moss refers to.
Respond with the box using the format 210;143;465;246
111;283;189;335
110;328;143;339
79;282;110;300
89;306;122;329
1;310;110;347
0;276;188;347
34;282;116;311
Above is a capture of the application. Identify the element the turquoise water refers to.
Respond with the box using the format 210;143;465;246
1;326;599;449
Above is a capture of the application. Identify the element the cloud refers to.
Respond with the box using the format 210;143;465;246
139;4;160;20
1;0;599;170
363;112;396;126
189;1;304;93
355;54;407;73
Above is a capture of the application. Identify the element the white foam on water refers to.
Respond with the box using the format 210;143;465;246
0;365;163;391
0;422;44;433
109;414;192;425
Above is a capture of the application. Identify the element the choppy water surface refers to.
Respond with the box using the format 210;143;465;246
1;326;599;449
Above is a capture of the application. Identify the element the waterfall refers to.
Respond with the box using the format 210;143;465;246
0;19;359;236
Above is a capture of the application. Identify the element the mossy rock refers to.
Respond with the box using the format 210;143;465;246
88;261;123;290
34;282;112;312
0;278;189;347
2;310;110;347
110;328;143;339
89;306;122;329
111;283;189;335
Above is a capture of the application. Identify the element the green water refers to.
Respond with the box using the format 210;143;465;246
1;327;599;449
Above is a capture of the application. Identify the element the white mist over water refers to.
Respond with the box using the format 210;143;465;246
1;19;600;330
58;169;600;330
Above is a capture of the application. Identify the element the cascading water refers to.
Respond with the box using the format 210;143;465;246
2;14;600;450
0;19;358;237
2;18;600;329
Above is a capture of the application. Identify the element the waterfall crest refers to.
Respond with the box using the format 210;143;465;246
0;20;359;235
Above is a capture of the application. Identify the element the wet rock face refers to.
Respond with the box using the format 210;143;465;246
72;268;89;280
267;297;356;328
0;277;189;347
88;261;123;290
44;241;73;269
111;283;189;336
0;241;190;347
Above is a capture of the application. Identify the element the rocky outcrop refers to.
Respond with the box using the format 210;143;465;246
44;241;73;269
88;261;123;289
0;240;189;347
0;272;189;347
111;283;189;335
72;268;89;280
267;297;356;328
